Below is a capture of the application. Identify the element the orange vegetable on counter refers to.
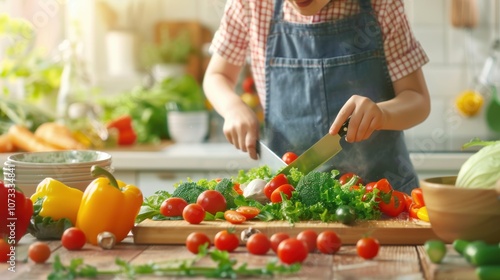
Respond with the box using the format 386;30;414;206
76;165;143;245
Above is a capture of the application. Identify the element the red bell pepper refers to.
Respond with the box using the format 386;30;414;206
1;179;34;244
107;115;137;146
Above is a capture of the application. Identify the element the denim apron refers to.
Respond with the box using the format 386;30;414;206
264;0;418;193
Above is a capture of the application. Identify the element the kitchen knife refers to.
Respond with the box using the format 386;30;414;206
257;141;287;173
280;118;350;175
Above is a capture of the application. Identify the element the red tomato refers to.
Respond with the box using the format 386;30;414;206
374;178;393;194
270;184;295;203
364;181;376;192
379;191;406;217
402;192;413;212
0;239;10;262
242;76;255;93
182;203;206;224
235;206;260;219
316;230;342;254
246;233;271;255
356;237;380;259
282;152;298;165
297;229;318;253
160;197;188;217
411;187;425;207
214;230;240;252
61;227;86;251
223;210;247;224
264;174;288;199
28;241;51;263
339;172;363;186
196;190;227;215
270;232;290;253
186;232;211;254
277;238;308;264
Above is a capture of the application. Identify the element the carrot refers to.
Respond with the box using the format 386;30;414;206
34;122;86;150
0;133;17;153
7;125;61;152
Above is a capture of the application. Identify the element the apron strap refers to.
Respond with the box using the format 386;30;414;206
273;0;284;20
359;0;373;12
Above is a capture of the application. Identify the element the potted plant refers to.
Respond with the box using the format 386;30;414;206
141;29;194;83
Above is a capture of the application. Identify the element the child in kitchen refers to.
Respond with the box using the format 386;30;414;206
203;0;430;194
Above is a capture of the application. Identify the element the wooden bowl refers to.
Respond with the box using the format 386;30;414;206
420;176;500;243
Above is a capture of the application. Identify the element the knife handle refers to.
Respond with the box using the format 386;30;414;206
338;117;350;137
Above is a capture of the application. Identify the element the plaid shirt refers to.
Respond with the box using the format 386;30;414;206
210;0;429;105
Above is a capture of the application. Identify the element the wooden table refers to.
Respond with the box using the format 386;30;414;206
1;235;477;280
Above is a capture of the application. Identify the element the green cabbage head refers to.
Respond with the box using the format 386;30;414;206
456;140;500;189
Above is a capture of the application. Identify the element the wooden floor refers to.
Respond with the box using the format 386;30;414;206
1;235;477;280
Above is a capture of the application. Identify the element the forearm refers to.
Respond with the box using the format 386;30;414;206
203;54;246;119
379;68;431;131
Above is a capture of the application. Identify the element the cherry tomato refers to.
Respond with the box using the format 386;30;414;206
264;174;288;199
160;197;188;217
196;190;227;215
61;227;86;250
411;187;425;207
339;172;363;186
246;233;271;255
182;203;206;224
356;237;380;259
186;232;211;254
277;238;308;264
374;178;393;194
0;239;10;262
270;232;290;253
242;76;255;93
282;152;298;165
379;190;406;217
317;230;342;254
364;182;376;192
270;184;295;203
235;206;260;219
28;241;51;263
297;229;318;253
402;192;413;212
223;210;247;224
214;230;240;252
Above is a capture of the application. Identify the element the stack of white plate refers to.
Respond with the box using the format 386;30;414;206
3;150;113;197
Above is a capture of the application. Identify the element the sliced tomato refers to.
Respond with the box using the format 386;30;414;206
223;210;247;224
411;187;425;207
402;192;413;212
235;206;260;219
233;183;243;195
270;184;295;203
374;178;393;194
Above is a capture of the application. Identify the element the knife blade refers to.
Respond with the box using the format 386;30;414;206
280;118;350;175
257;141;287;173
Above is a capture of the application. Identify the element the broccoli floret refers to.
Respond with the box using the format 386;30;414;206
214;178;239;209
295;171;335;206
172;182;207;204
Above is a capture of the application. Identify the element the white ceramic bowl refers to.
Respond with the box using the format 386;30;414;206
7;150;111;166
167;111;209;143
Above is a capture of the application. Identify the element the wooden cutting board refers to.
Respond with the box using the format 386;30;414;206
132;219;438;245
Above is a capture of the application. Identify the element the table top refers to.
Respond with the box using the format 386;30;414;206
1;234;477;280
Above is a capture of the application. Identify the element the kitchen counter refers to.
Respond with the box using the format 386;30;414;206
1;234;477;280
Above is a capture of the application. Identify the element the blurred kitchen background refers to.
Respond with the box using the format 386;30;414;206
1;0;500;152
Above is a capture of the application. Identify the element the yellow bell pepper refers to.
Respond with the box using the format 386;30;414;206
30;178;83;225
417;206;430;222
76;165;143;245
